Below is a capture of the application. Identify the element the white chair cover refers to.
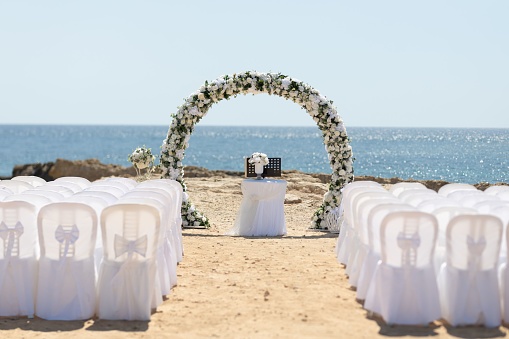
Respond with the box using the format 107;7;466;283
431;206;477;272
356;202;415;301
43;181;84;194
335;184;386;265
335;181;383;260
103;177;138;189
0;186;14;201
389;182;427;197
119;191;178;293
484;185;509;196
437;214;503;327
84;185;126;198
35;202;98;320
136;179;184;261
21;189;66;202
345;190;396;284
347;194;399;287
11;176;46;187
90;180;132;194
364;210;440;325
0;201;38;317
97;203;162;320
417;198;461;213
499;220;509;323
30;185;74;197
3;193;52;210
398;189;439;207
0;180;34;194
55;176;91;190
438;183;477;197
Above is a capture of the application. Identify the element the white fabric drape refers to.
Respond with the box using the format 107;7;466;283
227;179;286;237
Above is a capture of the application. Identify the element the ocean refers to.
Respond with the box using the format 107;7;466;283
0;125;508;184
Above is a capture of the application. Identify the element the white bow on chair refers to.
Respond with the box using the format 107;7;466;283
55;225;80;258
397;232;421;266
0;221;24;257
114;234;148;259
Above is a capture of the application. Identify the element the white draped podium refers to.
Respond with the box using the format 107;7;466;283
227;179;287;237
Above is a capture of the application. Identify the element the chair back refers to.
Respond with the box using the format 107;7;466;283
389;182;427;197
38;202;98;261
54;176;91;189
100;203;160;263
0;201;38;259
438;183;477;197
446;214;502;271
11;176;46;187
380;211;438;268
0;181;33;194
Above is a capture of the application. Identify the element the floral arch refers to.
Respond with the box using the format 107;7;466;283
160;71;354;230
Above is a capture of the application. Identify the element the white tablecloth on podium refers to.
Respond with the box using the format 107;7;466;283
227;179;287;236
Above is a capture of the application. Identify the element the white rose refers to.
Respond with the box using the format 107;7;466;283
198;92;205;100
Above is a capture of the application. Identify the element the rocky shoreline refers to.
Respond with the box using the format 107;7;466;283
3;158;507;191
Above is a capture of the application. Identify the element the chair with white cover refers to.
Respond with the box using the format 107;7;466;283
30;185;74;197
498;191;509;202
21;189;66;202
347;194;400;288
345;190;397;286
356;202;416;301
0;180;33;194
91;180;132;194
103;177;138;190
417;198;461;213
336;184;386;265
97;203;162;320
136;179;184;261
11;176;46;187
398;189;439;207
35;202;98;320
498;219;509;324
55;176;91;190
484;185;509;196
459;193;500;208
0;186;14;201
473;200;509;265
66;194;113;270
84;185;125;198
118;191;177;293
335;181;382;261
431;206;477;273
364;210;440;325
438;183;477;197
389;182;427;197
3;193;52;210
0;201;38;317
437;214;503;327
43;181;84;194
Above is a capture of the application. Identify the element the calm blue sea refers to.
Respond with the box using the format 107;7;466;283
0;125;508;184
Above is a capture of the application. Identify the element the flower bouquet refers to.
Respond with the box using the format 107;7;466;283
249;152;269;179
128;146;156;181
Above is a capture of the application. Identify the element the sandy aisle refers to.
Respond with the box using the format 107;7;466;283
1;173;508;338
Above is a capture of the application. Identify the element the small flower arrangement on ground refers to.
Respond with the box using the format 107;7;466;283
248;152;269;165
128;145;156;181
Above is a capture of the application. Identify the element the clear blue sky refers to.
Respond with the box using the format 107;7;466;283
1;0;508;128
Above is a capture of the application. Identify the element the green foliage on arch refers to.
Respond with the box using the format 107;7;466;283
160;71;354;229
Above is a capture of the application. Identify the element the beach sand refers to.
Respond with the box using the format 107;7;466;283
1;171;508;338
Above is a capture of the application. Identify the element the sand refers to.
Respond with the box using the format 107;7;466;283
1;171;508;338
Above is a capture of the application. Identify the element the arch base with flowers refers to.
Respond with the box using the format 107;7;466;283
160;71;354;230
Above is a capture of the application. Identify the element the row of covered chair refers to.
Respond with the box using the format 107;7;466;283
335;181;509;327
0;176;183;320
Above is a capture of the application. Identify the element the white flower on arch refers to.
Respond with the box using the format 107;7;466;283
160;71;354;229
